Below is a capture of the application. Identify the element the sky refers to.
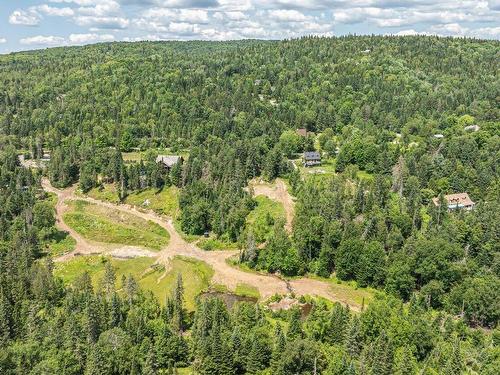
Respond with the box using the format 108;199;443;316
1;0;499;53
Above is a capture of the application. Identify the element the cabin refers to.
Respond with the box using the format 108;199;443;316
156;155;183;171
432;193;475;211
464;124;480;132
303;151;321;167
296;128;314;137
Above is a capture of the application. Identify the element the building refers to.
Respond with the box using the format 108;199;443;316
156;155;182;171
303;151;321;167
296;128;314;137
432;193;475;211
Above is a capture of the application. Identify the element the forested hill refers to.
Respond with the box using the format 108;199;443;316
0;35;499;373
1;36;498;141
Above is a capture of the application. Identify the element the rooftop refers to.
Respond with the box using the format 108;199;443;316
156;155;181;167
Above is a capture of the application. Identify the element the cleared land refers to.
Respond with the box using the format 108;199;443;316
63;200;169;250
55;255;213;310
245;195;285;243
248;178;295;233
44;179;373;311
87;184;180;217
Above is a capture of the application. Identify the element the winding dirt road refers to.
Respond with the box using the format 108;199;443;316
43;179;360;310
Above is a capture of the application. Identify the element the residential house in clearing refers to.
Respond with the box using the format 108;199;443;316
155;155;183;171
432;193;475;211
303;151;321;167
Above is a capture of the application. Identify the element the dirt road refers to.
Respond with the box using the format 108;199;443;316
248;178;295;233
43;179;360;310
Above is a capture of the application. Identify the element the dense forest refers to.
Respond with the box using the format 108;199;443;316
0;36;499;373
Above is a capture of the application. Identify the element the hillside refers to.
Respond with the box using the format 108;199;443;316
0;36;498;374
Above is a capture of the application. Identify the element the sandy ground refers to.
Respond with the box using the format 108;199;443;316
42;178;360;310
248;178;295;233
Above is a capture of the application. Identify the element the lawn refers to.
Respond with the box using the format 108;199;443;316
63;200;169;250
86;184;179;217
55;255;213;310
245;195;285;243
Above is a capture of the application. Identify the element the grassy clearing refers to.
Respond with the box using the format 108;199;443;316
45;231;76;256
55;255;213;310
311;275;376;307
126;187;179;217
63;200;169;250
235;283;260;299
246;195;285;243
86;184;120;203
86;184;179;218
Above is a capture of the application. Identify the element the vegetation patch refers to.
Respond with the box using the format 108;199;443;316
313;275;376;307
245;195;285;243
234;283;260;299
125;186;179;217
45;231;76;257
55;255;213;310
63;200;169;250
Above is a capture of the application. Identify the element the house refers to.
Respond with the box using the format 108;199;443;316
432;193;475;211
433;134;444;139
464;124;480;132
303;151;321;167
156;155;182;171
296;128;314;137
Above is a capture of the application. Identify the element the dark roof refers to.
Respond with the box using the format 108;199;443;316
304;151;321;160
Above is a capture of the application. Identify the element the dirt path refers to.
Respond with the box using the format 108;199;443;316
42;179;158;261
248;178;295;233
42;179;360;310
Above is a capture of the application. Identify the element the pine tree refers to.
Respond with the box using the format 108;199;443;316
393;345;417;375
102;261;116;297
444;337;464;375
84;344;108;375
345;315;362;357
246;336;264;374
171;273;185;332
287;307;303;340
271;324;286;373
325;303;350;345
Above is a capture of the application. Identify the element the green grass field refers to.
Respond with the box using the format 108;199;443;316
87;184;179;217
245;195;285;243
55;255;213;310
63;200;169;250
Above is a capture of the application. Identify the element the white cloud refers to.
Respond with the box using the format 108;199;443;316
74;16;130;29
35;4;75;17
78;1;121;16
268;9;309;22
20;35;65;46
9;9;42;26
69;33;115;44
0;38;6;44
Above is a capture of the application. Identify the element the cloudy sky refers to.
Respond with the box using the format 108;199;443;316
1;0;499;53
